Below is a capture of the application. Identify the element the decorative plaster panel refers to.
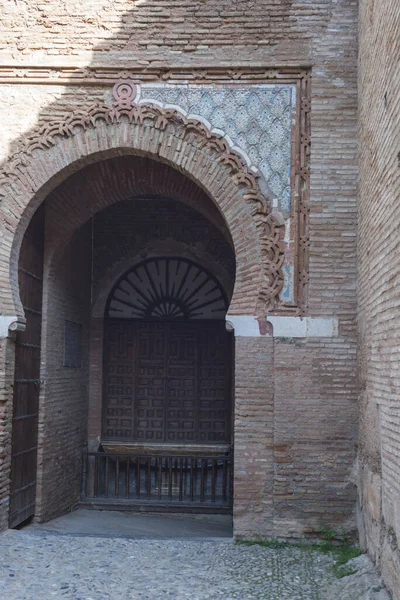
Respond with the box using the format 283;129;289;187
134;83;297;303
137;84;296;216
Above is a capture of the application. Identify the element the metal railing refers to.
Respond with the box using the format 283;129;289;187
83;450;233;510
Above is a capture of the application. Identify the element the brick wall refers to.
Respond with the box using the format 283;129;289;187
234;337;275;537
273;338;357;538
0;0;359;538
36;223;92;522
0;0;332;64
234;333;358;540
358;2;400;597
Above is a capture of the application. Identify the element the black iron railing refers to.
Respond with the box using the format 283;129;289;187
83;451;233;510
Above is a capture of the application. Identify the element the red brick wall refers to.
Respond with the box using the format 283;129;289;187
273;338;357;538
234;334;358;540
234;337;275;537
36;223;92;522
358;1;400;597
0;1;335;64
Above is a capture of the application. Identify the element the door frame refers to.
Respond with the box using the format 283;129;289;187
9;205;45;528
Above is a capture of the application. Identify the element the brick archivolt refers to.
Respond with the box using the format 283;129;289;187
0;80;284;320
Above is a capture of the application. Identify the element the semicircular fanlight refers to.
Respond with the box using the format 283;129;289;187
107;257;228;320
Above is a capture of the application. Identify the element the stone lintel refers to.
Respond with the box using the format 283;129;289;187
226;315;338;338
0;315;26;338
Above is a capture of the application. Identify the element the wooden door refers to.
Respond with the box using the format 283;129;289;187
135;322;167;442
102;321;135;440
165;323;197;443
9;206;44;527
103;320;232;444
198;323;232;443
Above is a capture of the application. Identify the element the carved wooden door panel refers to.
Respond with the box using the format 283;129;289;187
9;205;44;528
198;322;232;443
165;323;197;443
134;322;167;442
102;321;135;440
103;321;232;444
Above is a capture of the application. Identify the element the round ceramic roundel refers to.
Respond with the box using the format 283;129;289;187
107;257;228;320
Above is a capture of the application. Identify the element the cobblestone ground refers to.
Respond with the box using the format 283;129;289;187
0;530;336;600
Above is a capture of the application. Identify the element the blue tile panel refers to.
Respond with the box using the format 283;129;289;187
140;84;296;216
139;84;296;304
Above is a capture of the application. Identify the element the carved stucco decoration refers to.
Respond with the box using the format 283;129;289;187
0;79;285;312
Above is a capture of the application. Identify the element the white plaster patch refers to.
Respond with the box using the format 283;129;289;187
332;77;345;87
268;316;338;338
231;145;252;167
226;315;339;338
164;103;188;116
306;317;339;337
226;315;260;337
0;316;21;338
269;316;307;337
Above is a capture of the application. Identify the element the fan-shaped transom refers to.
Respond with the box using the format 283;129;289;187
106;257;228;320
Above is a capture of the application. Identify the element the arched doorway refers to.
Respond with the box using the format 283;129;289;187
103;257;233;440
7;148;242;523
104;257;232;446
1;83;276;530
90;252;235;509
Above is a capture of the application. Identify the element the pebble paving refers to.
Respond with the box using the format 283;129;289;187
0;530;336;600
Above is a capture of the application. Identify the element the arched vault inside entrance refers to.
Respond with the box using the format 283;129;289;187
91;197;236;510
92;194;236;447
13;154;237;524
